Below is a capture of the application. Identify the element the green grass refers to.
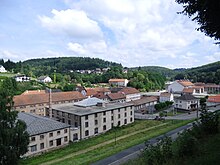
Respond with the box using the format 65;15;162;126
0;72;16;77
20;120;192;165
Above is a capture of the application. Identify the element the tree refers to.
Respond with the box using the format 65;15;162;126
0;78;29;165
176;0;220;43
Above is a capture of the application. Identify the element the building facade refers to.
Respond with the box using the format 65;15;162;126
159;92;174;102
174;94;200;111
109;79;129;87
0;65;7;72
49;98;134;140
18;113;70;157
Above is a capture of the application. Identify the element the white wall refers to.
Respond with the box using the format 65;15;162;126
168;81;184;93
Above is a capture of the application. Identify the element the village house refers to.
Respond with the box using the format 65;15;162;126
168;80;194;94
109;79;129;87
159;92;174;102
14;74;30;82
174;94;200;111
13;91;86;116
207;95;220;107
0;65;7;72
204;84;220;94
49;97;134;140
107;93;126;103
119;87;141;102
18;112;70;157
38;76;52;83
130;96;158;114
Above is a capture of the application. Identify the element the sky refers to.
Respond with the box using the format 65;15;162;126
0;0;220;69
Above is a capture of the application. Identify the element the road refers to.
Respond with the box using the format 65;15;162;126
92;123;193;165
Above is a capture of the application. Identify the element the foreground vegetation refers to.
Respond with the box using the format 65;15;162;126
126;110;220;165
20;120;192;165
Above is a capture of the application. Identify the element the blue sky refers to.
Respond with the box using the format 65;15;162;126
0;0;220;69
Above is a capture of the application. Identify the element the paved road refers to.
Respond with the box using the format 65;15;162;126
92;123;193;165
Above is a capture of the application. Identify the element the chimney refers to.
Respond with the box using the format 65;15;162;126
49;88;52;118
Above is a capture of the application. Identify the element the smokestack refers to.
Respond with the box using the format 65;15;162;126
49;88;52;118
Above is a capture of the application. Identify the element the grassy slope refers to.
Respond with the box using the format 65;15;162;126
20;120;192;165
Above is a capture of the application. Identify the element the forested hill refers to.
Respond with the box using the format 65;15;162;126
22;57;122;71
131;66;176;78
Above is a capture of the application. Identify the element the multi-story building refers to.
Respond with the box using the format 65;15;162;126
109;79;129;87
159;92;174;102
13;91;86;116
119;87;141;102
18;112;70;157
174;94;200;111
49;97;134;140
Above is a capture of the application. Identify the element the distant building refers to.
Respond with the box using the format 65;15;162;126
0;65;7;72
168;80;194;93
18;112;70;157
38;76;52;83
207;95;220;107
174;94;200;111
109;79;129;87
14;75;30;82
119;87;141;102
13;91;86;116
159;92;174;102
49;97;134;140
107;93;126;103
204;84;220;94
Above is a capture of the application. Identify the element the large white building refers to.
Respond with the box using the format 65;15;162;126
14;75;30;82
49;97;134;140
174;94;200;111
168;80;194;93
109;79;129;87
0;65;7;72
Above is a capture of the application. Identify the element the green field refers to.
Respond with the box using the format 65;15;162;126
20;119;193;165
0;72;16;77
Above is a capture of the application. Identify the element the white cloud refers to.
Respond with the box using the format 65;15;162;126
0;50;20;61
38;9;103;39
67;42;87;54
205;52;220;62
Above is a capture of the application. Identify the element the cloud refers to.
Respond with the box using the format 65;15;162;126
0;50;20;61
38;9;103;39
205;52;220;62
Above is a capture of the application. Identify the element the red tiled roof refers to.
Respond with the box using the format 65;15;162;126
177;80;194;87
93;87;111;93
94;93;108;99
207;95;220;103
85;88;98;97
107;93;125;100
13;91;86;107
21;90;46;95
182;88;194;93
119;87;139;95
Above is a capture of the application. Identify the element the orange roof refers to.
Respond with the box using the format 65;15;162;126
21;90;46;95
177;80;194;87
119;87;139;95
13;91;86;107
92;87;111;93
182;88;194;93
85;88;98;97
109;79;127;82
94;93;108;99
107;93;126;100
207;95;220;103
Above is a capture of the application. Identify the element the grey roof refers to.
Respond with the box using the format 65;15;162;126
175;94;198;101
38;76;50;80
52;102;134;116
18;112;70;136
74;97;105;107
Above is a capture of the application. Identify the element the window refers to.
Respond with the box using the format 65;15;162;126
68;114;70;118
73;133;78;141
124;119;127;124
124;113;127;117
94;128;98;134
103;118;106;123
103;112;106;116
95;113;98;118
40;143;44;150
49;133;53;137
62;118;65;123
125;107;127;111
118;109;120;112
85;122;89;127
31;136;35;142
111;110;114;114
111;116;114;120
30;145;37;152
68;120;71;125
118;114;120;119
64;136;68;142
130;111;133;115
75;122;78;127
64;129;68;133
85;115;88;120
103;125;106;131
95;120;98;125
130;117;133;122
40;135;44;140
62;112;65;117
85;130;89;136
118;121;121;126
49;140;53;147
57;131;61;135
